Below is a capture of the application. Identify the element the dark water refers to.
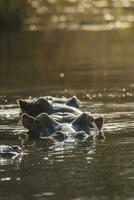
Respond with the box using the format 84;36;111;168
0;27;134;200
0;26;134;91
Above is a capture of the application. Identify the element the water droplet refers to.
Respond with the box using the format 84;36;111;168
60;73;64;78
16;177;21;181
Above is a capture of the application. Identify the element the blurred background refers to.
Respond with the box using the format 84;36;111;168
0;0;134;96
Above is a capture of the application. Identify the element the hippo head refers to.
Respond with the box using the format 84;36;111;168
72;113;104;136
21;113;58;139
18;98;53;117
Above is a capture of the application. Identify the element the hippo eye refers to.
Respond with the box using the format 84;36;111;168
89;117;94;122
89;123;94;128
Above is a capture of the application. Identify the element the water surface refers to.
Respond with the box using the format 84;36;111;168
0;27;134;200
0;93;134;200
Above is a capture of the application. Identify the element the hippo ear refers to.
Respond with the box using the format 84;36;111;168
21;113;35;129
94;117;104;130
18;100;29;111
66;96;80;108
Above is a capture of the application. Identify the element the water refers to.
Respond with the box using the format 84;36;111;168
0;26;134;199
1;98;134;200
1;26;134;91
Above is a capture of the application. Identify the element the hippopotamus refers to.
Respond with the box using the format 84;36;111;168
18;96;81;118
46;96;80;108
47;112;78;123
21;112;104;141
0;145;23;158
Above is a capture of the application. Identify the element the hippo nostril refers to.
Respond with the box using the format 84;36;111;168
52;131;67;142
75;131;87;140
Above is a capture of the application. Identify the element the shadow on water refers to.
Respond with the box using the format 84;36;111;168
1;25;134;199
